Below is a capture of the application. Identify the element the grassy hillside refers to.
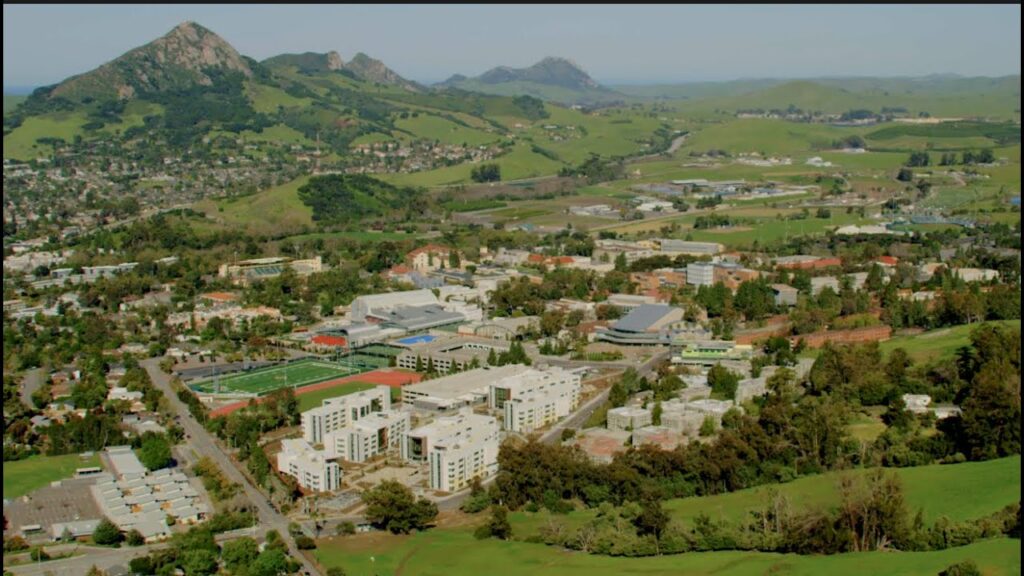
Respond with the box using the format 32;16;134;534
653;77;1020;119
314;457;1020;575
394;113;500;146
3;109;90;160
880;320;1022;362
195;175;314;235
315;531;1019;576
513;456;1021;538
3;94;27;115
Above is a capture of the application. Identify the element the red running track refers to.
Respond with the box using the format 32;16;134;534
209;369;422;418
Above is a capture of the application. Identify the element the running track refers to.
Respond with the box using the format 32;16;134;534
208;369;423;418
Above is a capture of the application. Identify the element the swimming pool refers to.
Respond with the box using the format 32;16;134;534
396;334;436;345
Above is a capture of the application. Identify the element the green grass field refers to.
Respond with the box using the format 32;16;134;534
3;110;89;160
3;453;102;499
297;381;379;412
394;114;500;146
511;456;1020;539
315;457;1020;575
190;358;358;395
3;94;27;115
315;531;1019;576
880;320;1021;362
196;175;315;235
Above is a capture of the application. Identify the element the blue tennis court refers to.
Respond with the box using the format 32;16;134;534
396;334;436;345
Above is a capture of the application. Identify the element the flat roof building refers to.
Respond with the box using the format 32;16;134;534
302;386;391;444
277;438;341;493
401;409;500;493
489;366;584;433
107;446;147;480
323;410;411;463
659;239;724;256
395;334;511;374
607;406;653;431
672;340;753;366
770;284;799;307
402;364;528;411
350;289;439;323
686;262;716;287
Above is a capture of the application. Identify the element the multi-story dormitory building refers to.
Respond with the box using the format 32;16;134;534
488;366;584;433
401;409;501;493
302;386;391;444
276;438;341;492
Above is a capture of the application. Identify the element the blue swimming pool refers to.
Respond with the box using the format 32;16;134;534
396;334;436;345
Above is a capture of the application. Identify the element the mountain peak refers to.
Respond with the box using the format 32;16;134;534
262;51;345;73
344;52;420;91
474;56;600;90
49;21;251;101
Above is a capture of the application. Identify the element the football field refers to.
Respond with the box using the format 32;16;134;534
190;358;360;395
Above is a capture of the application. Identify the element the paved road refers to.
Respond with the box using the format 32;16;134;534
5;528;259;576
140;358;322;576
19;367;45;408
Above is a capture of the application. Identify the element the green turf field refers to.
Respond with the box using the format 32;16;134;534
3;453;102;499
190;358;358;395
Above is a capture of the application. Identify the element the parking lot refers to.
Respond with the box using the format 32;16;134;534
4;477;103;539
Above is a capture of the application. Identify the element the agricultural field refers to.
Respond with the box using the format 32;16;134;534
189;358;360;395
880;320;1021;362
3;453;102;499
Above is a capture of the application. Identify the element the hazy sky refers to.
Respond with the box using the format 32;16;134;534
3;4;1021;88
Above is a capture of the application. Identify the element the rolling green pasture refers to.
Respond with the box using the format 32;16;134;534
880;320;1021;362
197;175;314;235
315;530;1019;576
4;110;89;160
381;143;563;187
315;456;1020;576
3;94;27;114
246;82;313;114
4;453;102;499
395;114;499;146
511;456;1021;540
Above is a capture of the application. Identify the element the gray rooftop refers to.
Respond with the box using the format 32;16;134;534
613;304;677;333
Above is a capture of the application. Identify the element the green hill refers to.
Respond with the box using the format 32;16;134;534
3;94;26;115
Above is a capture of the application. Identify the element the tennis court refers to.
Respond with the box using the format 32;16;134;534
190;358;360;395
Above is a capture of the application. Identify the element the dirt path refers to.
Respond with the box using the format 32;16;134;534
394;543;424;576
